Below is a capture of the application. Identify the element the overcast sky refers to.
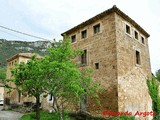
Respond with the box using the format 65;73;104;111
0;0;159;74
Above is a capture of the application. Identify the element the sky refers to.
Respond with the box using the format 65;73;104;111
0;0;159;74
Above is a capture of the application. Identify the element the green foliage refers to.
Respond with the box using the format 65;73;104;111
44;36;101;110
110;115;134;120
156;69;160;82
0;67;6;82
6;56;48;120
147;77;160;119
9;56;48;97
20;111;72;120
5;36;101;120
0;39;49;67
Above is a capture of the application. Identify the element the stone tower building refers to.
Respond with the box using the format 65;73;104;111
62;5;152;119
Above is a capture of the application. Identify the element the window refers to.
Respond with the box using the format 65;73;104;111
126;24;131;34
136;51;141;65
81;30;87;39
81;50;87;65
141;36;145;44
93;24;100;34
71;35;76;43
134;31;139;40
95;63;99;69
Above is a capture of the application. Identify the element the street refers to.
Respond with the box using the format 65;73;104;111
0;106;23;120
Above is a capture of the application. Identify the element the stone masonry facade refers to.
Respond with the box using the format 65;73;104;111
62;5;152;120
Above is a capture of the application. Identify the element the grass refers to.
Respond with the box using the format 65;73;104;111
20;111;73;120
20;111;135;120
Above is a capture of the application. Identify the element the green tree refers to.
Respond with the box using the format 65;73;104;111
6;56;48;120
43;36;101;120
0;68;6;82
147;77;160;119
156;69;160;81
5;36;101;120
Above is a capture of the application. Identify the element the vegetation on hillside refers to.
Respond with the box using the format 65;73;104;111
0;67;6;83
0;39;50;67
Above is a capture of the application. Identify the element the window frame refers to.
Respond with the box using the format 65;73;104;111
134;30;139;40
125;23;132;37
141;36;145;44
71;35;76;43
81;49;87;65
125;24;131;35
93;23;100;34
81;30;87;39
135;50;141;65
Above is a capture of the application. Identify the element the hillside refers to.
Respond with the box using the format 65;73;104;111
0;39;51;67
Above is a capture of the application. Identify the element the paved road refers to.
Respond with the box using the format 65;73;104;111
0;108;23;120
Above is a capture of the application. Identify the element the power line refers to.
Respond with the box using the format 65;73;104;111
0;25;51;41
0;29;29;41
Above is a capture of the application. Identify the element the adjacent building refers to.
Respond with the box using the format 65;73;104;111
5;53;42;104
62;5;152;120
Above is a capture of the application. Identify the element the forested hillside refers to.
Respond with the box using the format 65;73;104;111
0;39;51;67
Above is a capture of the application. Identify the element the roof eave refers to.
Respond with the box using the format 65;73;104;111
61;5;150;38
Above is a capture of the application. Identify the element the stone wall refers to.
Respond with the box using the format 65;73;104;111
115;13;152;120
67;13;118;115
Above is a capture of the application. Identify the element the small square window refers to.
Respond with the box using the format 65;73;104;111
71;35;76;43
134;31;139;40
93;24;100;34
141;36;145;44
81;30;87;39
136;51;141;65
95;63;99;69
126;24;131;34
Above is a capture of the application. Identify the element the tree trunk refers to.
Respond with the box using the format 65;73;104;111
59;108;63;120
54;95;63;120
52;94;57;112
36;95;40;120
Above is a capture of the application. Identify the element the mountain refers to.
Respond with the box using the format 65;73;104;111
0;39;51;67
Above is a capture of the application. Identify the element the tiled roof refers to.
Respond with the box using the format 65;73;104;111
7;53;43;62
62;5;150;38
